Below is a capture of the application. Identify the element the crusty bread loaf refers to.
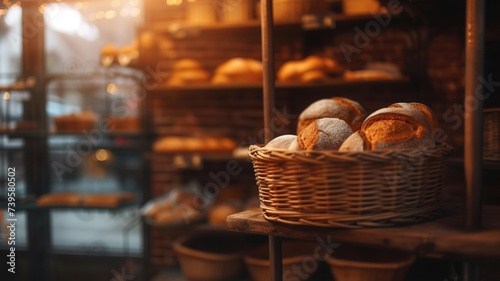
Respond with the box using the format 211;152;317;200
338;131;367;151
172;59;205;72
297;97;366;134
276;60;302;82
211;58;263;85
297;118;353;151
265;134;297;149
300;70;329;83
166;59;210;86
341;107;435;151
288;139;301;150
277;55;343;83
389;102;437;131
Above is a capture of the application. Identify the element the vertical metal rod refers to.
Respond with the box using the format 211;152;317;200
269;236;283;281
261;0;276;144
464;0;485;278
261;1;280;280
464;0;485;229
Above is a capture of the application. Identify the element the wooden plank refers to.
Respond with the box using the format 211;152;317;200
226;204;500;260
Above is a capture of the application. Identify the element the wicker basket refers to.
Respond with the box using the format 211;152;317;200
249;143;452;228
483;108;500;162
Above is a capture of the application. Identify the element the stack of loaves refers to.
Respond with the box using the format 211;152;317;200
277;55;343;83
265;97;438;152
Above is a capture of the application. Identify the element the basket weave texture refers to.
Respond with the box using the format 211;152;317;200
249;143;453;228
483;108;500;161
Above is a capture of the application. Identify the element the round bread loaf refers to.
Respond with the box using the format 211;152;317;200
172;58;205;72
389;102;437;131
338;131;367;151
211;58;263;84
301;70;328;83
167;59;210;86
357;107;435;150
297;97;366;134
277;60;302;82
297;118;353;151
288;139;301;150
167;70;210;86
277;55;343;83
265;134;297;149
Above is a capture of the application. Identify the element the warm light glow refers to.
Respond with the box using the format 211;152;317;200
107;83;118;94
120;7;129;17
38;3;48;13
3;92;11;100
166;0;182;6
76;22;99;41
74;2;84;9
130;7;140;17
111;0;121;8
46;4;82;34
0;9;7;16
4;6;21;27
95;149;110;161
104;10;116;19
95;10;104;19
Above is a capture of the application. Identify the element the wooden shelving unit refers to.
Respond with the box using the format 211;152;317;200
224;1;495;281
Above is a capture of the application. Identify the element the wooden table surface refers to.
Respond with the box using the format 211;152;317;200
227;204;500;260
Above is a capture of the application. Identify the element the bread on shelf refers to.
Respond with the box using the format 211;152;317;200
53;110;99;132
277;55;343;83
36;192;82;207
211;58;263;85
36;192;136;208
166;59;210;86
153;136;237;153
80;193;136;207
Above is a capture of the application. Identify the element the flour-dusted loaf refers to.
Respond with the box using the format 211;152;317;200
340;106;435;151
297;118;353;150
265;134;297;149
388;102;437;131
297;97;366;134
338;131;367;151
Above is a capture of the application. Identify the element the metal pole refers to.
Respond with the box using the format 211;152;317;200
261;0;276;144
464;0;484;230
464;0;484;279
261;1;281;280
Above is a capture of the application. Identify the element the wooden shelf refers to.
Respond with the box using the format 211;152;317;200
147;11;405;34
149;77;411;94
227;204;500;260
